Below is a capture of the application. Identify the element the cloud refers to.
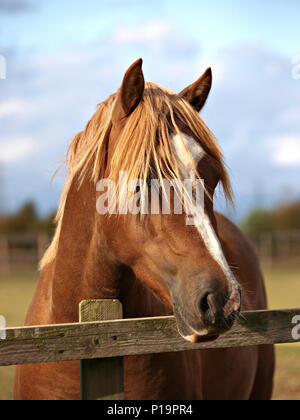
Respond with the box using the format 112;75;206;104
279;106;300;125
199;45;300;218
0;0;32;12
0;99;26;119
113;21;172;45
107;21;203;94
270;135;300;166
0;138;35;163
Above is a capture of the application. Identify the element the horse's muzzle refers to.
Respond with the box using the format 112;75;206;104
172;285;241;343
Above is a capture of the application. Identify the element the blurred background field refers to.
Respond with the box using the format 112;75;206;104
0;261;299;400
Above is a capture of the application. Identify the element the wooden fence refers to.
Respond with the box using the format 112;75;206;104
0;233;49;271
1;230;299;271
0;300;300;400
253;230;300;267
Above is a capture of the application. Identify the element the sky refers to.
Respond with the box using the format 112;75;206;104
0;0;300;220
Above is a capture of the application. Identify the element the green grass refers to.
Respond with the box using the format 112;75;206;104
0;270;39;328
0;264;299;400
263;262;300;400
273;346;300;400
0;270;39;401
263;261;300;309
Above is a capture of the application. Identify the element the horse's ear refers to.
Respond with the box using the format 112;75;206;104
115;58;145;119
179;68;212;112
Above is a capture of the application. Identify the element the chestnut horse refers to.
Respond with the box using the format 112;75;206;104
14;59;274;400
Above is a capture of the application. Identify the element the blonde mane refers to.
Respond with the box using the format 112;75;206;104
41;82;232;269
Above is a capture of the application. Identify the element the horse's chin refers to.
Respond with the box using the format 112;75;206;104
173;305;215;343
173;303;222;344
182;332;219;344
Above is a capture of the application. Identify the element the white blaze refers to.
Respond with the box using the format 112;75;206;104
171;133;240;316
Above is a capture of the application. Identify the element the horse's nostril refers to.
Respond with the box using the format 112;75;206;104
199;292;210;314
198;291;217;324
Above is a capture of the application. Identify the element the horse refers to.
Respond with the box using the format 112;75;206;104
14;59;274;400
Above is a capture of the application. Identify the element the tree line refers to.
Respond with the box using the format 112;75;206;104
241;200;300;236
0;202;55;236
0;199;299;237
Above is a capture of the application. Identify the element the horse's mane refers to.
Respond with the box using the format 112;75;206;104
41;82;232;269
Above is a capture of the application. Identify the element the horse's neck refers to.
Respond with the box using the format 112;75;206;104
33;178;120;324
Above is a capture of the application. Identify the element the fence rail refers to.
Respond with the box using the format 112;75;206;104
0;233;49;271
1;301;299;399
1;306;299;368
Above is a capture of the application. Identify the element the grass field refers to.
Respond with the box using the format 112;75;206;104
0;262;299;400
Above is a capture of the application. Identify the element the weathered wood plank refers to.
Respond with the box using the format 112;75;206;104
80;300;124;401
0;308;299;367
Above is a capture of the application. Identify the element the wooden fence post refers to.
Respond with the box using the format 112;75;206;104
79;299;124;401
259;232;273;270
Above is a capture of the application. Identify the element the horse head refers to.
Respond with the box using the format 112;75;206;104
98;59;241;342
